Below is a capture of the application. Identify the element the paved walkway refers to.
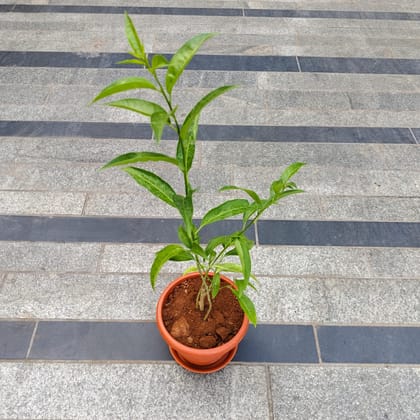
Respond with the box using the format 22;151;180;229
0;0;419;418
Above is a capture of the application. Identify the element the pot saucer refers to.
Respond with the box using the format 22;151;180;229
169;346;237;374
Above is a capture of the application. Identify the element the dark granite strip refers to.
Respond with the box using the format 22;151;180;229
0;51;298;72
0;216;254;244
299;56;420;75
0;121;415;144
318;326;420;364
258;220;420;247
29;321;171;360
2;51;420;74
244;9;420;21
0;321;36;359
0;216;418;247
27;321;317;362
235;324;318;363
0;4;242;16
1;4;420;21
0;121;153;139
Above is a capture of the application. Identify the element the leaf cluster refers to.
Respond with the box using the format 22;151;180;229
92;13;305;326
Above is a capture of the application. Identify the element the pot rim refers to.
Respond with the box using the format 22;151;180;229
156;271;249;355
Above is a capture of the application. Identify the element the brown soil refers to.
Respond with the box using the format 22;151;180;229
162;276;244;349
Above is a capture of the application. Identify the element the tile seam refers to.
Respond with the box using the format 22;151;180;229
295;56;302;72
409;127;419;144
265;365;275;420
25;321;38;359
313;325;323;363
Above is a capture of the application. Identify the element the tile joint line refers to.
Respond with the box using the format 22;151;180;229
409;128;419;144
295;56;302;72
265;366;275;420
313;325;323;364
25;321;39;359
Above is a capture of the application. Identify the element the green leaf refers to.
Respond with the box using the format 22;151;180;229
116;58;145;66
178;225;192;248
205;235;232;255
183;265;199;274
211;272;220;299
101;152;178;170
124;12;145;60
235;236;251;284
235;279;247;295
280;162;305;184
273;189;304;202
105;98;166;117
166;32;215;94
181;85;237;140
214;262;243;274
220;185;261;204
173;194;194;237
91;77;157;103
199;199;250;230
150;244;186;289
183;114;198;172
152;54;169;70
236;293;257;326
123;167;176;207
169;250;194;262
191;244;207;259
151;111;169;142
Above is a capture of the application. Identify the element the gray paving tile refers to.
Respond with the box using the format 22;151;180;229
270;366;420;420
0;321;35;359
251;246;420;279
202;142;420;170
318;326;420;364
0;272;169;320
0;362;270;419
0;242;101;272
251;276;420;324
0;191;85;215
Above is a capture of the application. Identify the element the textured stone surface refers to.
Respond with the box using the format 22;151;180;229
0;272;168;320
0;242;101;272
250;276;420;324
270;366;420;420
0;363;270;419
0;191;85;215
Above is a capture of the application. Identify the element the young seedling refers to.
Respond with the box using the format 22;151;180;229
92;13;305;326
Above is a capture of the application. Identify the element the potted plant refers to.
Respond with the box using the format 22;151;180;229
92;13;304;373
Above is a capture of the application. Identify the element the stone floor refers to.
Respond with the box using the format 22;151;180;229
0;0;419;419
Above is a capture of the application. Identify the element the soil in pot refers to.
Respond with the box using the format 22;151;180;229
162;276;244;349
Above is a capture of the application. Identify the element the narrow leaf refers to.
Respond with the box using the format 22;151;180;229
274;189;304;202
280;162;305;184
181;85;237;140
173;194;194;237
166;32;215;94
220;185;261;204
169;250;194;262
183;265;199;274
237;294;257;326
178;225;192;248
150;244;185;288
152;54;169;70
116;58;145;66
235;236;251;284
205;235;232;255
199;199;249;230
211;272;220;299
124;12;145;59
101;152;178;169
105;98;166;117
151;111;169;142
214;263;243;274
123;167;176;207
91;77;157;103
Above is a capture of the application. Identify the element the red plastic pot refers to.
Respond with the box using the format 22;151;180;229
156;272;249;374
